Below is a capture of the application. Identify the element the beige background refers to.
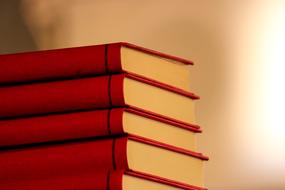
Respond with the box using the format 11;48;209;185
1;0;285;189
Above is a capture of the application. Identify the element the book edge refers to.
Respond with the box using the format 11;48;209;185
127;134;209;161
125;72;200;99
125;170;207;190
125;106;201;132
119;42;194;65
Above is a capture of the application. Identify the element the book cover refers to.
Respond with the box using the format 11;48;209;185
0;73;198;125
0;106;200;149
0;42;193;91
0;135;208;187
1;170;207;190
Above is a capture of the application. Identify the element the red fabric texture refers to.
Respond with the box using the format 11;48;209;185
110;170;124;190
0;136;128;184
110;108;124;134
0;74;125;118
0;44;120;85
114;137;129;170
0;108;124;147
108;43;123;73
1;170;124;190
110;74;125;106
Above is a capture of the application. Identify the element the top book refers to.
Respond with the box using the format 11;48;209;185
0;42;193;91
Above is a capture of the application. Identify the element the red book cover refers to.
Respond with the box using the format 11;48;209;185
1;170;122;190
0;135;208;187
0;106;201;147
0;42;193;85
0;73;198;122
1;170;207;190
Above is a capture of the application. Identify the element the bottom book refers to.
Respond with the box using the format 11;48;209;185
1;170;207;190
0;135;208;187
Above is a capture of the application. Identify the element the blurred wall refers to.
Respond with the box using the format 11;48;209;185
2;0;285;189
0;0;36;53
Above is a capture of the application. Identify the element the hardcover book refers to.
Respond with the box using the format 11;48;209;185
0;135;208;187
1;170;207;190
0;106;200;150
0;73;198;125
0;42;192;91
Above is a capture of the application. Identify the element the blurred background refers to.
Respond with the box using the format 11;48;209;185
1;0;285;189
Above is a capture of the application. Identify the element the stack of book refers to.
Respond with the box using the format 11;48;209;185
0;42;208;190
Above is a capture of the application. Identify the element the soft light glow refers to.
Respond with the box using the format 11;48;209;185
246;1;285;179
233;1;285;186
261;2;285;165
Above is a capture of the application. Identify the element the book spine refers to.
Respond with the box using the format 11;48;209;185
0;74;125;118
0;108;124;147
0;137;128;184
0;170;124;190
0;43;122;85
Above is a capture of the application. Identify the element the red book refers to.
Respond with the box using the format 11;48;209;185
0;42;193;91
0;106;200;149
1;170;207;190
0;73;198;125
0;135;208;188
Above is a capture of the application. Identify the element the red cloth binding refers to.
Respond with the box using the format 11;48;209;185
0;42;193;85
